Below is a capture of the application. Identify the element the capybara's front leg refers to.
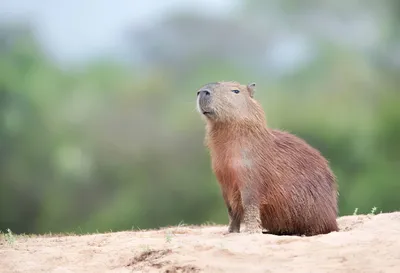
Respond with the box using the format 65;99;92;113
240;185;262;234
227;205;241;233
222;191;241;233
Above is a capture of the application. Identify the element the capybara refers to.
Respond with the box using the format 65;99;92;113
196;81;339;236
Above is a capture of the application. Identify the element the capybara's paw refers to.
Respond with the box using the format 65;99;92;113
222;230;231;235
223;227;239;235
228;227;240;233
242;226;262;234
222;230;236;236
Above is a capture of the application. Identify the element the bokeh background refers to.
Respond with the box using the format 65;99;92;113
1;0;399;235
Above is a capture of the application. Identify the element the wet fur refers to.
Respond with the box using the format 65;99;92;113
198;81;339;236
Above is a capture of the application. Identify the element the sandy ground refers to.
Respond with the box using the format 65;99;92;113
1;212;400;273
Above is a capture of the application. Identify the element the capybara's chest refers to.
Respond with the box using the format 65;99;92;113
211;147;253;188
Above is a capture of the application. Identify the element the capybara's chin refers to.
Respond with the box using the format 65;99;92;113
196;81;339;236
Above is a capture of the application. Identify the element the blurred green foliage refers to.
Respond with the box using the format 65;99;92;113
0;4;400;234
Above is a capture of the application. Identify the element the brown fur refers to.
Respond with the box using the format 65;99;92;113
196;81;339;236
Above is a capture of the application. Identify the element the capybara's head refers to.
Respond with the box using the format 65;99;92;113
196;81;264;123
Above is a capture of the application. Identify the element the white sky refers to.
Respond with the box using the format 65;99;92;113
0;0;236;63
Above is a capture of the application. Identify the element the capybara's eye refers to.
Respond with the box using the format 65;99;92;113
232;90;240;94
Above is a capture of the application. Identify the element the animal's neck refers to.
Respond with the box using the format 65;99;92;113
206;118;272;149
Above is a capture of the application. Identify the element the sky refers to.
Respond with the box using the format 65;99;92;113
0;0;236;64
1;1;384;72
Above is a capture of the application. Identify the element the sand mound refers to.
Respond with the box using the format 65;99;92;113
1;212;400;273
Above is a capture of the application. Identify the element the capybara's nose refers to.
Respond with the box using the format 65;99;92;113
197;89;211;97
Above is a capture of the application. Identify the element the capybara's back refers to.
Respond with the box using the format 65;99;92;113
258;129;338;236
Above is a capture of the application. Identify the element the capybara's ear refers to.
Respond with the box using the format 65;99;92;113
247;82;256;98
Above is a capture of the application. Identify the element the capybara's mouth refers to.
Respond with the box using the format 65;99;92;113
202;110;214;116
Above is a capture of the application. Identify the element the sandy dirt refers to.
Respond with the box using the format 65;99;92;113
1;212;400;273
